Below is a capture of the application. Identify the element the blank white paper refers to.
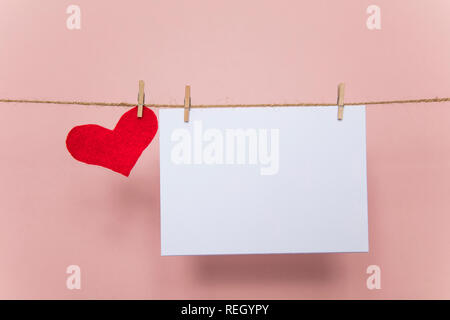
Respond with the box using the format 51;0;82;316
160;106;368;255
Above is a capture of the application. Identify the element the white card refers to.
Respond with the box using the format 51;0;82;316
160;106;368;255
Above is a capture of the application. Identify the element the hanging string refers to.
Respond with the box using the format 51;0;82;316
0;97;449;108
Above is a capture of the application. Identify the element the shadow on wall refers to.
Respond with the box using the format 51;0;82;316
191;253;343;285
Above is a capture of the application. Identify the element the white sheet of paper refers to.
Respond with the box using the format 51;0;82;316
159;106;368;255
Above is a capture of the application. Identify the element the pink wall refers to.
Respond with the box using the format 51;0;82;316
0;0;449;299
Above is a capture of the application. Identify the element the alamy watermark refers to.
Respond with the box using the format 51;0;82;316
366;5;381;30
66;5;81;30
366;265;381;290
66;265;81;290
170;121;280;175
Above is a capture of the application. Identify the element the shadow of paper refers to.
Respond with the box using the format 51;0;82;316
191;253;342;285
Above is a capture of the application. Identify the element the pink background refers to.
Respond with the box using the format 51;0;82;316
0;0;449;299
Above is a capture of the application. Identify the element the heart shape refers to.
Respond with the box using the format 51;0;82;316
66;106;158;176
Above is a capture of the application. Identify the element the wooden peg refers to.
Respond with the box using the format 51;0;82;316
184;85;191;122
137;80;145;118
337;83;345;120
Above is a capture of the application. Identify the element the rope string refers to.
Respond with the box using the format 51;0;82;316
0;97;449;108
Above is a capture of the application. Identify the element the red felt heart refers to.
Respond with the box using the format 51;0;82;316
66;106;158;177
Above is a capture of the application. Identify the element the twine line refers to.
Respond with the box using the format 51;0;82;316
0;97;449;108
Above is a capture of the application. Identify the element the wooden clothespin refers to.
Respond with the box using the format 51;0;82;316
137;80;145;118
184;85;191;122
337;83;345;120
